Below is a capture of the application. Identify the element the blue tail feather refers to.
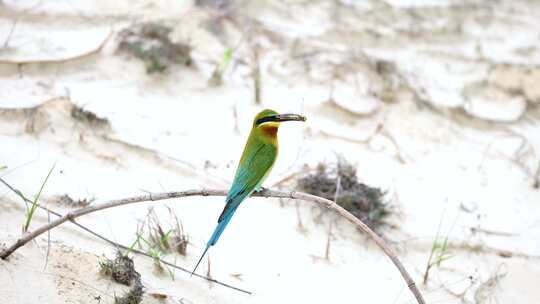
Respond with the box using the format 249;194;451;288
191;205;240;275
209;205;239;246
191;244;210;276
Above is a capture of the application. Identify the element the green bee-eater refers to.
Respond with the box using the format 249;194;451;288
191;109;306;275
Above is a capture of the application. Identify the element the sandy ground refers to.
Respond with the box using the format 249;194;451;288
1;0;540;303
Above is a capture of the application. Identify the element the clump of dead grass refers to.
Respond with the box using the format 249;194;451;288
297;157;390;230
118;22;192;74
100;252;144;304
71;105;110;128
168;207;189;256
50;194;94;208
99;252;140;285
128;207;188;279
115;280;144;304
138;207;189;256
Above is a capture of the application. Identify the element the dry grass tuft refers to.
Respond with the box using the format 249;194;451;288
50;194;94;208
71;105;110;128
138;207;189;256
100;252;144;304
99;252;140;286
115;280;144;304
118;22;192;74
297;157;390;230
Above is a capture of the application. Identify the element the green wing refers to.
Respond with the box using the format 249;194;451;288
218;143;277;222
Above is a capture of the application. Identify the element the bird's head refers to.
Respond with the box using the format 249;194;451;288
252;109;306;135
251;109;306;138
253;109;306;126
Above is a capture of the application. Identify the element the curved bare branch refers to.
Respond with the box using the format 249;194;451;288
0;189;425;304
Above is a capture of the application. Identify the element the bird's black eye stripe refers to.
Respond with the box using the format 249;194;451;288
256;115;277;125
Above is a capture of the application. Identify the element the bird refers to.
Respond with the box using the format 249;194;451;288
191;109;306;275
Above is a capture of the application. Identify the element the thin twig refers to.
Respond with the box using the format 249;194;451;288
206;255;212;284
479;129;538;188
1;0;43;50
318;123;384;145
3;19;18;49
405;234;540;260
252;45;261;104
0;30;112;65
534;160;540;189
271;171;302;188
233;104;240;134
474;264;507;303
0;177;31;208
441;275;476;304
43;208;51;271
470;227;518;237
0;188;426;304
102;134;228;187
324;221;333;261
379;126;408;164
449;242;540;260
324;171;341;261
295;200;305;232
0;177;248;294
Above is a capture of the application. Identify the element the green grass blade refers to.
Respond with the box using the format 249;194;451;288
441;236;449;252
126;233;144;256
217;48;233;74
436;254;454;267
23;162;56;232
136;233;152;246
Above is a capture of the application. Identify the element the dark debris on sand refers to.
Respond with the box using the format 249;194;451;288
118;22;192;74
100;252;144;304
50;194;94;208
115;280;144;304
297;158;390;231
71;105;110;128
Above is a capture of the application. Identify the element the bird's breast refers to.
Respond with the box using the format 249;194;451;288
261;125;278;137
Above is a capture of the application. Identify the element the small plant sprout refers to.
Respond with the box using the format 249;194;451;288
125;233;144;256
146;208;171;251
209;48;234;86
160;230;174;250
218;48;233;76
166;255;178;281
99;259;114;276
126;207;188;279
134;233;161;269
148;247;164;264
423;209;455;285
23;163;56;232
0;165;7;170
168;206;189;255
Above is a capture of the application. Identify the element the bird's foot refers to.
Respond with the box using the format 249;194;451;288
254;186;268;194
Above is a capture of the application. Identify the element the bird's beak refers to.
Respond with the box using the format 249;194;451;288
272;113;307;122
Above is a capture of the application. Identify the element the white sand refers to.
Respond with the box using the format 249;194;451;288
1;0;540;303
